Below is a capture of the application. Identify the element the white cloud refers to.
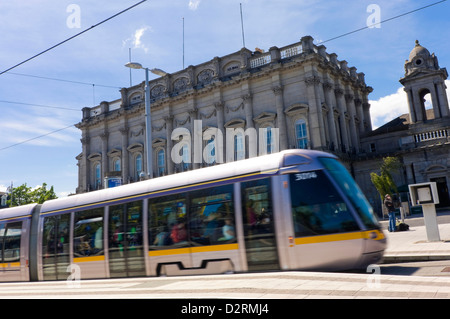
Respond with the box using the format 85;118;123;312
369;80;450;129
188;0;201;11
369;87;408;129
123;26;153;53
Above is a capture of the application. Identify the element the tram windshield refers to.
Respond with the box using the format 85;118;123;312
319;157;379;229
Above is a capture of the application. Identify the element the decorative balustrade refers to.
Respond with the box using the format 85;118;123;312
280;44;302;59
249;53;272;68
414;129;448;143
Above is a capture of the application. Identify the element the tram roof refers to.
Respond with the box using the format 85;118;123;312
39;149;335;215
0;203;37;222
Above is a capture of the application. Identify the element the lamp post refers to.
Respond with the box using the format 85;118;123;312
125;62;167;179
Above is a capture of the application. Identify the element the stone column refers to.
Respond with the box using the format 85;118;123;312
214;101;225;163
334;86;350;152
242;93;254;129
305;75;326;150
101;132;108;186
323;81;339;150
188;107;199;169
354;98;365;134
80;135;90;192
435;80;450;117
404;87;417;123
272;86;288;150
120;127;129;184
165;115;174;174
345;92;359;151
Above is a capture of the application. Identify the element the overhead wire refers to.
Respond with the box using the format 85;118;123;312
0;0;148;76
0;100;80;112
318;0;447;44
5;71;121;89
0;125;76;152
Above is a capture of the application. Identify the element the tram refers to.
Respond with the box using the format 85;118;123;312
0;150;386;282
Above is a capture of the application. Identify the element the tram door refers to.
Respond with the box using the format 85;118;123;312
241;178;279;271
42;214;71;280
108;201;146;278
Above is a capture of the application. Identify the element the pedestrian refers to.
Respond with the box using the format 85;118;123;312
384;194;396;232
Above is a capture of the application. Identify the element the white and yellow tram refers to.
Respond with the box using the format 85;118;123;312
0;150;386;281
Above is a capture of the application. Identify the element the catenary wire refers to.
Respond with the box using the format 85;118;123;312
0;0;148;76
0;125;76;152
0;100;80;112
318;0;447;44
5;72;121;89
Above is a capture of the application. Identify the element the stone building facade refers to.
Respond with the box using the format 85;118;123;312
75;35;372;193
355;40;450;212
75;36;450;213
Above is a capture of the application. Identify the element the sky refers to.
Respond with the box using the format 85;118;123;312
0;0;449;198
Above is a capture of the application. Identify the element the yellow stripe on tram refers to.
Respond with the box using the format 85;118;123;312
295;230;385;245
0;262;21;268
149;243;239;257
73;255;106;263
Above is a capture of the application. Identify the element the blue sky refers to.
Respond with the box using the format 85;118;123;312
0;0;449;197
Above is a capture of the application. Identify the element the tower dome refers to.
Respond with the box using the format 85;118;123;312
408;40;431;62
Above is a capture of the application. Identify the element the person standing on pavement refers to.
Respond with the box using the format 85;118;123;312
384;194;396;232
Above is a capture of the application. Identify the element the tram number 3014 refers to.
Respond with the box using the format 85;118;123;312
225;303;269;315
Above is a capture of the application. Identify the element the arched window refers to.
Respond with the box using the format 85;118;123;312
157;149;165;176
295;119;308;149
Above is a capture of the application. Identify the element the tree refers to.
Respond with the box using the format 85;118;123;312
7;183;57;207
370;157;402;200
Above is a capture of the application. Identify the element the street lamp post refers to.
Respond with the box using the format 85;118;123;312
125;62;167;179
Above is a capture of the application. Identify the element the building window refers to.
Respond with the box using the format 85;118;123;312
204;137;216;166
295;119;308;149
262;126;275;154
181;144;190;171
234;133;245;161
94;163;101;189
157;149;165;176
113;158;121;172
135;153;143;180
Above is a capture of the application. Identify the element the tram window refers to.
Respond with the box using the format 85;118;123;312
73;208;104;257
290;171;359;237
0;222;22;263
189;184;235;246
148;194;188;248
319;157;379;229
110;201;143;250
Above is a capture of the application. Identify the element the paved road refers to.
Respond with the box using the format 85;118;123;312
1;270;450;300
370;211;450;277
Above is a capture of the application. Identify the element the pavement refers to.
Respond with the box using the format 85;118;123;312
380;210;450;263
2;210;450;301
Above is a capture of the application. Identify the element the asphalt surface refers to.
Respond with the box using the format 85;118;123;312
363;210;450;277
